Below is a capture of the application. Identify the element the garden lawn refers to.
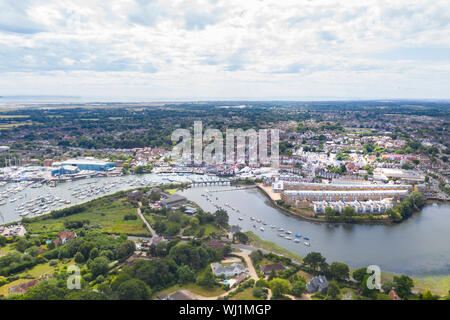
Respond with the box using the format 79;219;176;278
0;243;13;257
153;282;226;298
17;259;76;279
229;287;259;300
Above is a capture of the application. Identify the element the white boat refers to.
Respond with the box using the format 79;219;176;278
304;241;310;247
260;227;264;231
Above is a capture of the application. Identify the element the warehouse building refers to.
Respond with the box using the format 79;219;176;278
60;157;115;171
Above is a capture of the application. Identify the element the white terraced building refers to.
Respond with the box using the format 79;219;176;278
281;181;411;192
282;189;409;204
313;199;394;215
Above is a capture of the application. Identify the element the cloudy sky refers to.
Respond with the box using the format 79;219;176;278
0;0;449;101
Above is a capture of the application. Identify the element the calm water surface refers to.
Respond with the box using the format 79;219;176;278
179;186;450;277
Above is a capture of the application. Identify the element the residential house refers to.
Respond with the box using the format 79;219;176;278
307;275;329;294
389;289;402;300
212;263;248;278
53;231;76;248
260;263;287;275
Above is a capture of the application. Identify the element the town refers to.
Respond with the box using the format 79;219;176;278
0;101;449;301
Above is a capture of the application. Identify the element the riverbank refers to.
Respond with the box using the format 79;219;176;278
256;184;393;225
246;231;449;296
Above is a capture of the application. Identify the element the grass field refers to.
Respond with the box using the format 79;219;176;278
0;122;31;130
153;282;226;298
412;275;450;296
0;243;13;257
17;259;76;279
0;278;33;296
381;272;450;296
229;287;259;300
246;231;303;263
25;198;150;236
165;188;179;195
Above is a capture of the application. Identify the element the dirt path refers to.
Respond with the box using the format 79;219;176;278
137;202;158;239
233;250;259;281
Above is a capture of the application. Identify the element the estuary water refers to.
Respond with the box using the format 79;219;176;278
179;186;450;277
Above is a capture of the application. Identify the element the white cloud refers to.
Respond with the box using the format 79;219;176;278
0;0;449;99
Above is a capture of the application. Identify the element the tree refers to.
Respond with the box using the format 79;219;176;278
408;191;425;210
177;265;196;284
352;267;367;283
134;166;144;174
197;269;216;288
58;247;70;260
269;278;290;298
155;241;168;257
303;252;326;272
381;280;396;293
214;209;229;227
328;262;350;281
343;206;355;217
327;281;340;299
252;286;265;298
116;240;136;261
117;279;151;300
422;289;434;300
74;252;85;264
88;256;110;278
22;281;68;300
0;236;7;247
89;247;99;260
393;275;414;299
78;241;95;259
250;250;264;264
66;290;107;300
360;274;377;298
268;269;277;281
149;191;161;202
222;244;232;257
290;279;307;297
234;232;248;244
325;206;337;219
